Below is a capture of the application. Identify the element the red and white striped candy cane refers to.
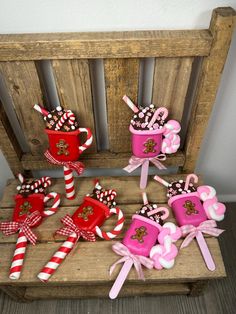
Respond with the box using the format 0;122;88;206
9;231;27;280
31;176;52;191
95;207;125;240
42;192;61;217
55;111;76;130
64;166;75;200
99;190;117;202
37;232;78;282
78;128;93;154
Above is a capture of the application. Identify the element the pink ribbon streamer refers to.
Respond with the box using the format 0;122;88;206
44;150;85;175
110;242;153;280
123;154;167;173
180;220;224;249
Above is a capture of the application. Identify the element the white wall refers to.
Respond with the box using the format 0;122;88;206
0;0;236;200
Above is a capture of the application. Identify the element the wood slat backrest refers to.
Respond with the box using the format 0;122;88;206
0;7;235;176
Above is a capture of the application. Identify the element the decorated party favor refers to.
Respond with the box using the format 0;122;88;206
123;95;181;189
37;180;124;282
109;192;181;299
34;104;93;199
0;174;60;280
154;174;226;271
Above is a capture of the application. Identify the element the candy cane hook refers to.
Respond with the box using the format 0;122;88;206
184;174;198;191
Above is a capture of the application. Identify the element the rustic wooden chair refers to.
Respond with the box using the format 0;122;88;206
0;7;235;302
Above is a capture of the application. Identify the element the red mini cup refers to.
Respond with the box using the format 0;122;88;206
45;128;90;162
129;125;165;158
71;196;111;232
13;194;45;225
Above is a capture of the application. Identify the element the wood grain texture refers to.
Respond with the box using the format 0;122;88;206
0;30;212;61
21;151;185;170
0;61;47;155
152;57;193;122
183;7;236;172
0;101;23;175
52;59;96;152
0;238;225;285
0;174;201;209
104;58;139;152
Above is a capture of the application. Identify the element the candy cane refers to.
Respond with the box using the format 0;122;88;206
55;111;76;130
197;186;226;221
37;232;78;282
184;174;198;191
78;128;93;154
122;95;139;113
31;176;52;191
95;207;125;240
64;166;75;200
147;107;168;128
150;222;181;270
33;104;49;117
99;190;117;202
9;231;27;280
42;192;61;217
17;173;25;184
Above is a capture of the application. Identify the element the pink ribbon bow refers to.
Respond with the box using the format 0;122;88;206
180;220;224;249
44;150;85;175
56;214;96;242
123;154;167;173
110;242;153;280
0;211;42;245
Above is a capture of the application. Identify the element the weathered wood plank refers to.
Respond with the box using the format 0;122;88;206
183;7;236;172
0;238;225;285
0;61;47;155
152;57;193;122
52;59;96;152
104;58;139;152
0;30;212;61
24;283;190;300
0;174;201;208
0;101;23;175
21;151;185;170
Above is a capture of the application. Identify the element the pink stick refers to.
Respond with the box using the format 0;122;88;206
142;192;148;205
18;173;24;183
122;95;139;113
140;160;149;189
109;259;133;299
9;230;27;280
147;107;168;128
33;104;49;117
154;175;169;187
196;231;215;271
184;174;198;191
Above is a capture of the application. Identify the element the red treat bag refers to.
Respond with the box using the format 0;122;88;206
154;174;226;271
34;104;93;200
0;174;60;280
109;192;181;299
37;180;125;282
122;95;181;189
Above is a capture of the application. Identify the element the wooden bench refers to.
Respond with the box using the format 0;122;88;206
0;7;235;301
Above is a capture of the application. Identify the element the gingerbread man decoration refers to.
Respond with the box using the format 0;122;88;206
131;226;147;243
183;200;199;215
78;206;94;221
56;139;69;156
19;201;32;216
143;139;156;154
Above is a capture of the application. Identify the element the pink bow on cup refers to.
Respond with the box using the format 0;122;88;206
123;154;167;189
110;242;153;280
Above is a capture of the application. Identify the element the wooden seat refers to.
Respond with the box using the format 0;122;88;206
0;7;235;301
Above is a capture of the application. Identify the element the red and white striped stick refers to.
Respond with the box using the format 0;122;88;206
9;230;27;280
55;111;76;131
95;207;125;240
33;104;49;117
37;232;78;282
122;95;139;113
63;166;75;200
